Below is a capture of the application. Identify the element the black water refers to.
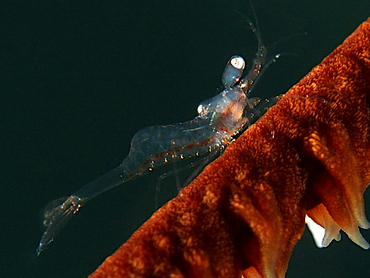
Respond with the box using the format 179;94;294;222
1;0;370;277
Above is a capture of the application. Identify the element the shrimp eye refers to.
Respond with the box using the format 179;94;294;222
222;55;245;89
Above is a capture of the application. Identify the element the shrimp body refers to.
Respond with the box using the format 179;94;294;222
36;1;273;256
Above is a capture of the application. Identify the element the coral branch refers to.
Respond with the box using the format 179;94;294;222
90;18;370;278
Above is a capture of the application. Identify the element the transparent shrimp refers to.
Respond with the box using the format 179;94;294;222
36;2;277;256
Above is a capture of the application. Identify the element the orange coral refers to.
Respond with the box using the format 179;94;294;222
90;18;370;278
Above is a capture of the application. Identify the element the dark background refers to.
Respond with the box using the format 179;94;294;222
1;0;370;277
